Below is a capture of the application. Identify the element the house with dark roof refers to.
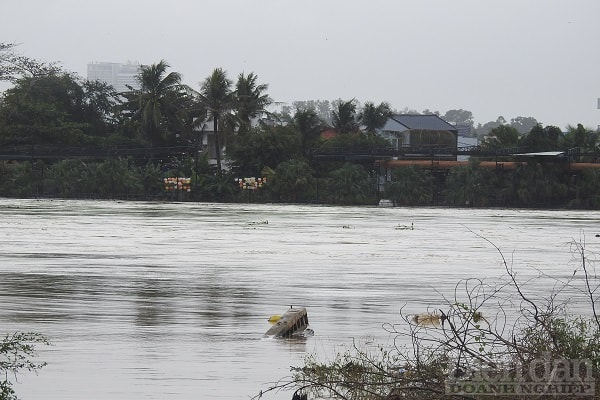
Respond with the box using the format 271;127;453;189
377;114;459;159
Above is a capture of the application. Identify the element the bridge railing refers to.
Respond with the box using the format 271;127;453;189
0;144;207;161
312;145;530;158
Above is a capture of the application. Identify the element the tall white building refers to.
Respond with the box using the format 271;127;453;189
87;61;142;92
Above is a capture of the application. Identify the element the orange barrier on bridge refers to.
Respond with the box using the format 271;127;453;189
381;160;523;170
381;160;600;170
568;163;600;170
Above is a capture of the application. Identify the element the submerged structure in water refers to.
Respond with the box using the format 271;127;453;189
264;307;311;338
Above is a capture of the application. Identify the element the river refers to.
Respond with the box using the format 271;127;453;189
0;199;599;399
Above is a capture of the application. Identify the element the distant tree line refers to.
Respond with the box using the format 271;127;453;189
1;43;600;208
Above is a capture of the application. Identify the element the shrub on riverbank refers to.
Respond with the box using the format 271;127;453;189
256;237;600;400
3;157;600;209
0;332;49;400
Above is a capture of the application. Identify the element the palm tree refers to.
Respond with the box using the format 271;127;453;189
331;100;360;134
234;72;271;134
134;60;186;147
199;68;233;176
359;101;392;134
292;108;323;156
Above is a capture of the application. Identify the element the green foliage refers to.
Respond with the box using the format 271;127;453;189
443;163;505;207
0;159;166;199
292;108;325;156
323;163;374;205
234;72;271;134
0;162;37;197
359;102;392;134
0;72;122;148
443;109;474;127
139;162;164;195
43;159;92;197
513;164;569;207
519;317;600;372
519;124;563;151
40;158;149;198
509;116;539;134
473;116;506;137
293;345;408;400
199;67;234;176
198;172;237;202
386;166;434;206
483;125;520;149
258;239;600;400
120;60;191;147
568;168;600;209
88;159;145;197
1;332;49;400
228;125;302;177
561;124;599;155
290;100;332;123
332;100;360;134
268;159;314;203
442;163;575;208
2;50;600;208
0;43;62;83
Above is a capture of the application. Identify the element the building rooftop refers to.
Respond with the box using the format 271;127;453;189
381;114;458;133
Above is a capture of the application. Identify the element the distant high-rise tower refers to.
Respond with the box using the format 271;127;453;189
87;61;142;92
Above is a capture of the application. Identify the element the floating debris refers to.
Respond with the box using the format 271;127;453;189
395;222;414;230
411;312;445;328
268;315;282;324
378;199;394;207
247;220;268;226
264;307;310;338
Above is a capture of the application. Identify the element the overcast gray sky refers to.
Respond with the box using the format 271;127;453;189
2;0;599;129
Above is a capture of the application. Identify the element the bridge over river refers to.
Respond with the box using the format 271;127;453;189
2;144;598;169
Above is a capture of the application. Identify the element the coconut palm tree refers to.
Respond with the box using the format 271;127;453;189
133;60;186;147
199;68;233;176
234;72;271;134
331;100;360;134
359;101;392;134
292;108;324;156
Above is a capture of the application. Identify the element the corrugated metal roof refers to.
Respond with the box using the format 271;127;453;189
515;151;565;157
380;118;409;132
389;114;458;132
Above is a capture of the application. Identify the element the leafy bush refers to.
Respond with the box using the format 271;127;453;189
0;332;49;400
256;236;600;400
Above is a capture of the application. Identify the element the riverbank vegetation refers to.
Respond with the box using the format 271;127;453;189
256;237;600;400
3;158;600;208
1;44;600;208
0;332;49;400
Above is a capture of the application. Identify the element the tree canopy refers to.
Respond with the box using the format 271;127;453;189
0;72;121;147
332;99;360;134
199;67;234;175
123;60;191;147
234;72;271;134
